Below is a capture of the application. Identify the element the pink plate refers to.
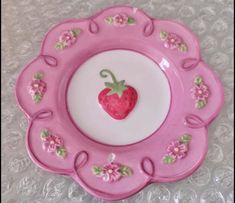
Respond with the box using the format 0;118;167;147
15;5;224;201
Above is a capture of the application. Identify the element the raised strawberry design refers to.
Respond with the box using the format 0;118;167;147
98;69;138;120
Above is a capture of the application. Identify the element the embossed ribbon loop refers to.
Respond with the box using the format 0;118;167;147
74;151;89;171
140;157;155;178
30;109;53;121
89;20;99;34
41;55;58;67
184;114;206;128
143;20;154;37
182;58;200;71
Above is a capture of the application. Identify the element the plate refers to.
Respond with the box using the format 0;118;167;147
15;5;224;201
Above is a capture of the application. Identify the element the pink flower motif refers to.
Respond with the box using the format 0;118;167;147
42;135;63;153
167;140;188;159
29;80;46;96
164;33;182;49
101;163;121;182
191;84;210;101
59;30;77;47
113;13;128;27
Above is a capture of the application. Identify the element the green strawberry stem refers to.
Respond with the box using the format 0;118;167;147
100;69;118;83
100;69;127;97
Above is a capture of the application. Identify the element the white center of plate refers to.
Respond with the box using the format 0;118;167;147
67;50;171;145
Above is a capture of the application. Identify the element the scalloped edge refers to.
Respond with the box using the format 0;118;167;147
15;5;224;201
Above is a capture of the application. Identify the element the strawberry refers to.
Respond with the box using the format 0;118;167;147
98;69;138;120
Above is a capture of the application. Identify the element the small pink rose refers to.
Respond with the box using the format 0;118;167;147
113;13;128;27
164;33;182;50
191;84;210;101
42;135;63;153
101;163;121;182
29;80;46;96
59;30;77;47
167;140;188;159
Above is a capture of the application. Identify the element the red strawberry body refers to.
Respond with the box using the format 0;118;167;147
98;69;138;120
99;85;138;120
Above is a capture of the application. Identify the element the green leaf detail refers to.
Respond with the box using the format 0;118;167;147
92;166;102;176
163;155;175;164
195;99;206;109
179;134;192;144
127;17;135;25
33;93;42;103
40;129;50;139
100;69;128;97
194;76;203;86
104;82;115;89
160;31;168;40
106;80;127;97
56;147;67;158
178;42;188;52
55;41;65;49
71;28;81;37
119;165;133;176
34;72;43;80
105;16;113;24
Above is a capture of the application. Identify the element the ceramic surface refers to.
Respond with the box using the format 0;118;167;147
67;50;171;145
2;1;233;202
14;6;224;200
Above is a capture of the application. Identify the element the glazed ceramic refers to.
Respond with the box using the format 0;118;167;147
15;5;224;201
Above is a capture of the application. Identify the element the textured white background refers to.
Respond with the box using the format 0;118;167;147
1;0;234;202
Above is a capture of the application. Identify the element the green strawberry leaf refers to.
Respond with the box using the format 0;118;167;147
127;17;135;25
106;81;127;97
92;165;102;176
100;69;128;97
34;72;43;80
194;76;203;86
119;165;133;176
179;134;192;144
178;42;188;52
160;31;168;40
163;155;175;164
56;147;67;158
104;82;115;89
195;100;206;109
33;93;42;103
40;129;50;139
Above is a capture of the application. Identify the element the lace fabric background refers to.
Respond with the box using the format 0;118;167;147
1;0;234;202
